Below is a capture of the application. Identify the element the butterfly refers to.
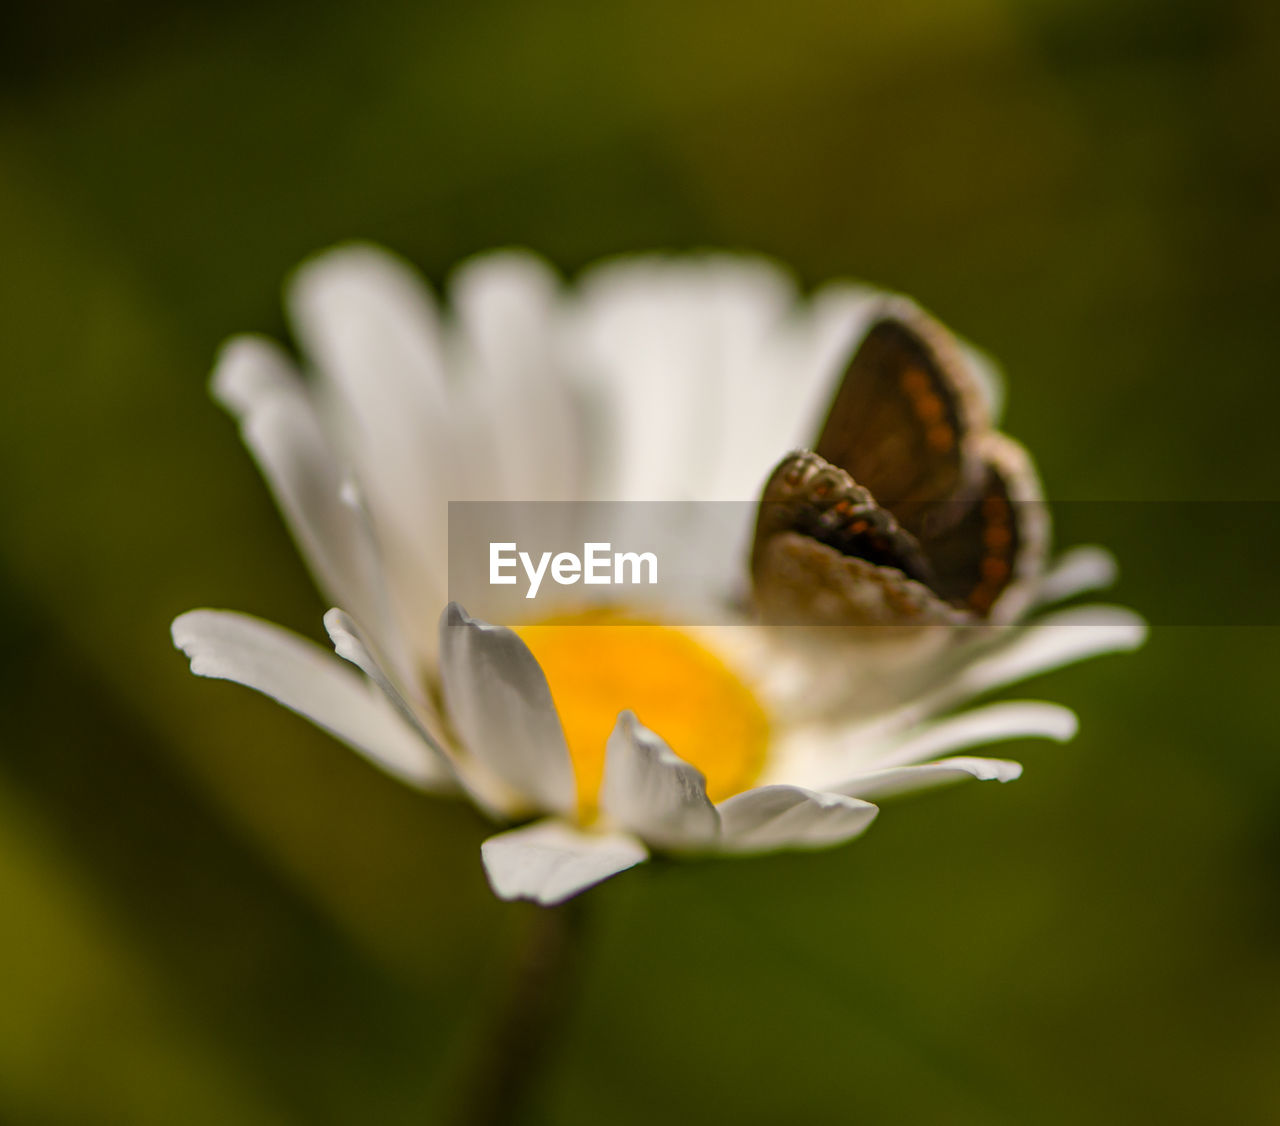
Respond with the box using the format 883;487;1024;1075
751;300;1048;628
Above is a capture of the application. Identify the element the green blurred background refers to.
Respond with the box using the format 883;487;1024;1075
3;0;1279;1121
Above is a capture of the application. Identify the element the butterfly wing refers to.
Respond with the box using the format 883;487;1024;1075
751;305;1049;627
814;303;990;538
753;532;967;627
751;452;934;584
751;451;963;627
918;433;1049;620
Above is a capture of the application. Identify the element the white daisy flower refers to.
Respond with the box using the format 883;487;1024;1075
172;244;1145;906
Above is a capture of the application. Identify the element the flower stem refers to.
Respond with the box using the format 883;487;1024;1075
451;897;590;1126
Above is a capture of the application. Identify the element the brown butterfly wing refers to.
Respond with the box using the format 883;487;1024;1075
916;433;1049;619
751;451;964;627
753;532;966;627
752;451;936;589
814;306;989;538
750;306;1048;627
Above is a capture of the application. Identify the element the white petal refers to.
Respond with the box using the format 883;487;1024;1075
600;712;720;849
832;605;1147;747
716;785;878;854
868;701;1077;771
570;260;712;499
686;258;802;501
787;700;1076;792
572;255;794;501
321;609;467;787
480;819;648;904
210;336;410;682
835;757;1023;800
171;609;446;790
211;332;295;415
323;608;431;724
1032;545;1119;608
947;605;1148;707
438;604;576;814
288;244;452;653
288;242;450;419
448;252;584;503
450;251;560;384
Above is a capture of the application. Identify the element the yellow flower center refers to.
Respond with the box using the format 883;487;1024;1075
515;613;770;817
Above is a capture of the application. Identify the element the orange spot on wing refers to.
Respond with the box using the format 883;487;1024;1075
981;556;1009;582
900;368;931;396
915;391;945;424
969;586;997;614
983;525;1012;550
926;423;954;452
